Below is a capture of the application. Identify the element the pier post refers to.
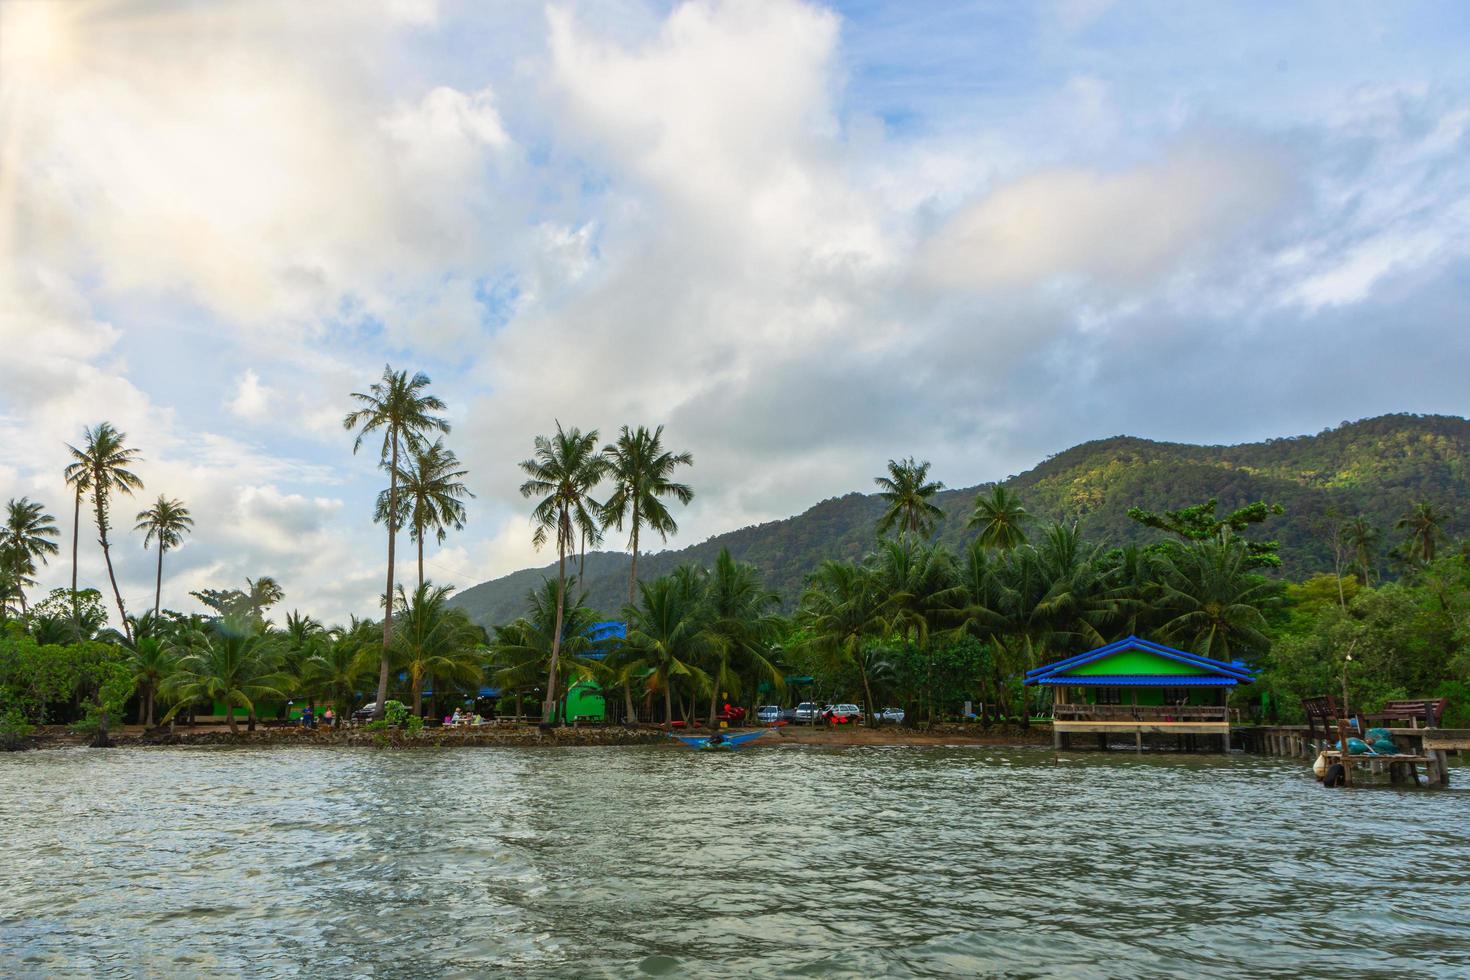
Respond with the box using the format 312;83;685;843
1135;730;1143;753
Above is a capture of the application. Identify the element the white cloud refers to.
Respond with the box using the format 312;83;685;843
227;370;274;421
918;140;1295;291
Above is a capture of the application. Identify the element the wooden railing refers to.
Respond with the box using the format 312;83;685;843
1054;704;1229;723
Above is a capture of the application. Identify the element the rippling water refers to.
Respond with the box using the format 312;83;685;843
2;744;1466;977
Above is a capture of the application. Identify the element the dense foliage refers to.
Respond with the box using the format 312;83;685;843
452;414;1470;624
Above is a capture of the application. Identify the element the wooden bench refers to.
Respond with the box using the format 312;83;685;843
1363;698;1448;729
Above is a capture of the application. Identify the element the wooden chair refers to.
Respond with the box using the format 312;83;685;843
1301;695;1362;744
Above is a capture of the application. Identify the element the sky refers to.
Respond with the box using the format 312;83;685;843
3;0;1470;625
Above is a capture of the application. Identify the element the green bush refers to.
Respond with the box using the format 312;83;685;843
383;700;411;727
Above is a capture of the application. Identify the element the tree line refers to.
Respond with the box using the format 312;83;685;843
4;382;1466;742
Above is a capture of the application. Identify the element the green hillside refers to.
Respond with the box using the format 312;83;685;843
450;413;1470;627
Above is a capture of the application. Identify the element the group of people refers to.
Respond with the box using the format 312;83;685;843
448;708;484;727
290;705;336;729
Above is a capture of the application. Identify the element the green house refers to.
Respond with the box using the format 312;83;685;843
561;679;606;724
1025;636;1255;752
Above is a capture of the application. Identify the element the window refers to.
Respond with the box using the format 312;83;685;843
1095;686;1123;705
1164;687;1189;705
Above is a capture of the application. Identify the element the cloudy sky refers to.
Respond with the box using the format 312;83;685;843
3;0;1469;624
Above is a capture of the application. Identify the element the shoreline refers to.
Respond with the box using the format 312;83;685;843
11;722;1054;752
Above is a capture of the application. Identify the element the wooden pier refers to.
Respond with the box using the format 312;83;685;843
1237;725;1466;786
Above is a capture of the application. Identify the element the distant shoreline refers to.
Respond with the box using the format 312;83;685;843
12;722;1053;752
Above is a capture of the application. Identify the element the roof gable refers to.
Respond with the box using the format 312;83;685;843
1024;636;1254;686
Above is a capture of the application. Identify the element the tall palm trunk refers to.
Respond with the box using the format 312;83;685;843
154;543;165;617
95;491;130;642
417;518;425;593
624;680;637;723
706;670;721;730
859;661;877;728
145;688;155;728
412;670;424;717
71;484;81;606
627;501;640;605
662;672;673;732
226;702;239;734
375;433;399;719
544;507;567;724
579;527;586;579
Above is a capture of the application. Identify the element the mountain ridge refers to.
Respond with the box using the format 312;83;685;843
449;413;1470;627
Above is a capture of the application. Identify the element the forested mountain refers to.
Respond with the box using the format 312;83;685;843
450;414;1470;627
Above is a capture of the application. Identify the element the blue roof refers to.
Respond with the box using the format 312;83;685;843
1032;674;1240;687
580;620;626;661
1024;636;1256;687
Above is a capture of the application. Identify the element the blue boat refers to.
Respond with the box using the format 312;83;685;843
672;730;767;752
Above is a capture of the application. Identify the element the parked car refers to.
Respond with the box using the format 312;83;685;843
793;701;823;723
352;702;379;722
756;705;783;724
823;703;863;724
877;707;905;724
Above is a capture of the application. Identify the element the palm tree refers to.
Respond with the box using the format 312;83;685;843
1396;502;1445;564
799;560;886;724
126;636;176;727
968;485;1031;551
62;461;92;603
487;577;607;720
872;537;963;725
307;618;378;719
602;425;695;605
1342;516;1378;585
66;423;144;639
519;422;607;723
375;439;473;593
392;582;486;716
2;498;60;614
702;549;782;727
874;457;945;539
134;496;193;617
345;366;450;719
245;576;285;625
1151;531;1277;662
620;573;711;730
162;619;287;734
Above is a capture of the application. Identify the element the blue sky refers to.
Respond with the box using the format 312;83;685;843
2;0;1469;622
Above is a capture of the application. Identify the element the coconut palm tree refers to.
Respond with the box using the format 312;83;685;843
126;636;176;727
968;485;1031;551
245;576;285;625
66;423;144;639
602;425;695;605
620;573;711;730
62;458;92;603
162;619;287;734
344;365;450;719
1;498;60;614
487;577;607;720
1396;502;1445;564
799;559;886;724
134;496;193;617
874;457;945;539
872;537;964;725
1151;531;1277;662
307;618;378;720
702;549;782;727
519;422;607;723
375;439;473;592
391;582;486;716
1342;516;1379;585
